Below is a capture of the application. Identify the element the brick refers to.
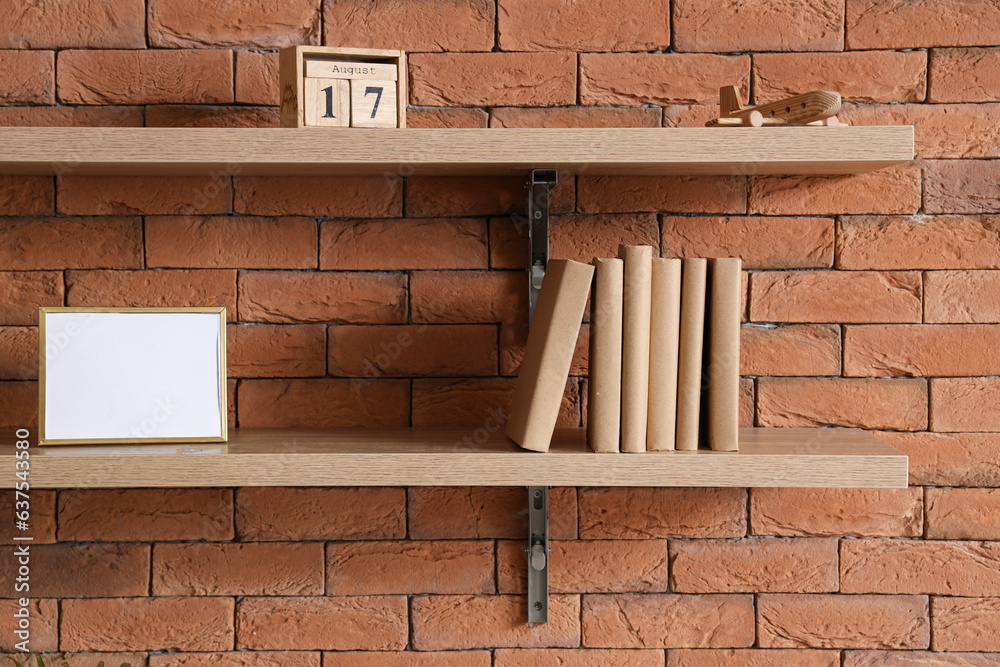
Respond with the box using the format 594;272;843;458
329;324;497;377
412;594;580;649
877;431;1000;487
581;53;750;106
1;0;144;47
675;0;842;51
145;105;280;128
500;322;587;377
59;489;233;541
661;104;721;127
412;377;581;427
933;597;1000;651
58;49;232;104
839;215;1000;270
325;0;493;51
583;593;753;649
755;51;925;103
238;271;405;324
408;487;577;540
66;269;236;320
0;105;143;126
238;378;409;428
0;216;140;269
28;655;147;667
491;107;662;128
324;652;490;667
0;382;36;428
927;488;1000;539
62;597;234;651
146;215;316;268
848;0;1000;48
149;0;319;48
840;103;1000;159
662;216;832;269
407;107;489;128
321;218;488;270
411;53;574;107
932;378;1000;431
670;538;837;594
740;378;754;427
411;271;525;324
228;324;325;378
0;272;63;326
577;175;746;214
235;175;400;216
758;377;927;430
579;488;747;539
499;0;667;50
491;214;659;270
740;324;839;377
406;174;574;217
0;599;56;652
498;540;668;594
498;649;665;667
843;539;1000;596
238;595;406;650
0;543;147;597
759;594;928;649
0;327;36;380
669;649;838;667
236;487;405;541
751;488;922;537
58;175;231;215
0;489;54;544
750;164;921;216
750;271;922;323
328;540;493;595
0;50;53;104
235;51;278;105
0;175;54;215
153;542;323;595
846;325;1000;377
930;48;1000;103
925;160;1000;214
150;652;321;667
844;651;1000;667
926;270;1000;323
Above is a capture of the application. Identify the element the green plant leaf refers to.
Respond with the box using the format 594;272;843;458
35;656;44;667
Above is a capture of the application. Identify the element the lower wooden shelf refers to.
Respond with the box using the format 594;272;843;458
4;427;906;489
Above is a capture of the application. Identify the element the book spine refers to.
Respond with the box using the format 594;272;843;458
709;257;742;451
675;257;708;451
588;257;624;453
647;258;682;451
618;244;653;453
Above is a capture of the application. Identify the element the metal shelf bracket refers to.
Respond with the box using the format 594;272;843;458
527;168;557;322
526;486;550;625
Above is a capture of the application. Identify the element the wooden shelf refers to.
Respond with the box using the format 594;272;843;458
4;427;907;489
0;126;913;177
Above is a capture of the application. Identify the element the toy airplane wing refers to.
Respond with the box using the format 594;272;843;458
707;86;842;127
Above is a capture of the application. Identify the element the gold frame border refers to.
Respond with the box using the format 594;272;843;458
38;307;228;446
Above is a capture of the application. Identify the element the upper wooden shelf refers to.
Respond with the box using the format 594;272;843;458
3;427;907;489
0;126;913;177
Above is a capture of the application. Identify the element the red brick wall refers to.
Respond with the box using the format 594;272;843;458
1;0;999;663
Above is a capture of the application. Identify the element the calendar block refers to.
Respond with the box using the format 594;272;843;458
304;78;350;127
280;45;406;128
351;80;397;128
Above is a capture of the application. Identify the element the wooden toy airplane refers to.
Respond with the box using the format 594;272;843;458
707;86;842;127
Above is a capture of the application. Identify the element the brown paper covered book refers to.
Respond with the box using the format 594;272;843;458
708;257;742;451
507;259;595;452
618;244;653;453
647;257;682;450
675;257;707;451
588;257;624;453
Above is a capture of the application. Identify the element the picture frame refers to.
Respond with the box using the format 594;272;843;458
38;307;228;446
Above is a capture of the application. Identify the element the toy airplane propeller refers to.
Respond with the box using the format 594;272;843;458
707;85;842;127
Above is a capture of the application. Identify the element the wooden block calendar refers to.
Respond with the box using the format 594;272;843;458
280;45;406;128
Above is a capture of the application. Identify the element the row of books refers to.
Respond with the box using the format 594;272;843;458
507;246;741;454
